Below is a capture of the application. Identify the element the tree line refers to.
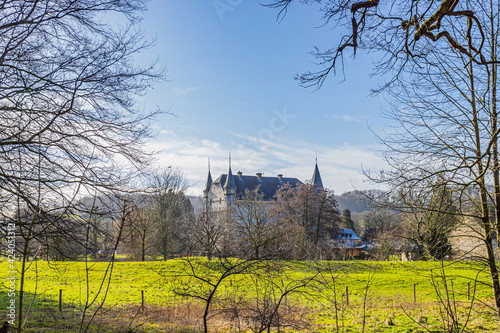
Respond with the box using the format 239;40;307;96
7;169;461;264
118;180;343;261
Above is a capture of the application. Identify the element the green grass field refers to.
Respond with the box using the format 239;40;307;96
0;259;497;332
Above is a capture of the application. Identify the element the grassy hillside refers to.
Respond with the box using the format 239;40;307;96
0;259;496;332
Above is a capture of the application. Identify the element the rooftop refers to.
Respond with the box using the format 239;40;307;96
213;173;302;200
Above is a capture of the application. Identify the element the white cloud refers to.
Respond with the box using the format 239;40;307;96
323;114;367;122
159;129;174;135
146;131;388;197
170;84;224;96
171;85;205;95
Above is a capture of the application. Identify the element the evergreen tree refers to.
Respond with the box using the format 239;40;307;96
405;185;457;260
341;209;355;232
422;186;456;260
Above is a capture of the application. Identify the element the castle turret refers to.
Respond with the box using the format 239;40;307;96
203;159;213;213
204;159;213;198
223;153;237;205
312;158;324;190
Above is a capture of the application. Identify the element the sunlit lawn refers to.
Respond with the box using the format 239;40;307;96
0;258;496;332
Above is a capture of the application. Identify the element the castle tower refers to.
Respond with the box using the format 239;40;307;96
223;152;237;206
203;158;213;213
312;158;324;190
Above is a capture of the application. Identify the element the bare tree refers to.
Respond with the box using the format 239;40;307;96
267;0;500;321
273;183;341;259
172;256;264;333
354;209;401;237
240;266;318;333
79;197;130;333
267;0;496;88
189;210;228;260
370;38;500;315
0;0;163;208
352;209;402;259
229;189;280;259
0;1;164;331
117;168;195;260
149;167;193;260
172;257;320;333
119;197;158;261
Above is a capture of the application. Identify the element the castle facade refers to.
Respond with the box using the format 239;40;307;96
203;158;324;212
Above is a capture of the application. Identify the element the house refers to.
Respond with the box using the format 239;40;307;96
338;228;361;247
449;217;498;260
203;156;323;212
400;243;423;261
332;228;366;258
335;228;364;258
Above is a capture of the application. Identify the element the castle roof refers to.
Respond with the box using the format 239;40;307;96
223;166;237;189
312;162;323;188
204;169;212;195
213;173;302;200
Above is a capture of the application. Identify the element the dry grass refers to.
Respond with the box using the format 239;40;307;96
63;300;311;333
17;296;498;332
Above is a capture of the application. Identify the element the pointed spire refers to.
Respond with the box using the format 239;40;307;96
224;151;236;189
312;158;323;189
204;157;212;195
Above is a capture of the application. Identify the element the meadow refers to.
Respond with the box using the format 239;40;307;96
0;258;497;332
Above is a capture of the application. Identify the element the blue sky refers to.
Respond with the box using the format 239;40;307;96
136;0;389;195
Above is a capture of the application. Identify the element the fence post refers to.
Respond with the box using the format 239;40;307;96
141;290;145;312
467;282;470;301
59;289;62;312
413;284;416;303
345;286;349;305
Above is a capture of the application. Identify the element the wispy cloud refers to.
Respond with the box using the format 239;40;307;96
170;84;224;96
171;85;206;95
323;114;370;122
147;132;388;196
230;134;386;194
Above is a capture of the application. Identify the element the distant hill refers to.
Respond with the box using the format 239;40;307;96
335;189;382;213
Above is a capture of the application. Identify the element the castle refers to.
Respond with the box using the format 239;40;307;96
203;157;324;212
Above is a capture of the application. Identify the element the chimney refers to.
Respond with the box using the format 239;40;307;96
256;172;262;181
277;174;283;182
237;171;243;179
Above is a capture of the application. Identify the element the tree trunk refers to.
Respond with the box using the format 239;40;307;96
163;237;167;261
141;236;145;262
17;209;38;333
490;0;500;264
470;58;500;319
